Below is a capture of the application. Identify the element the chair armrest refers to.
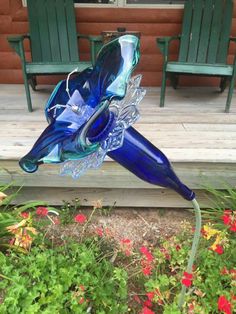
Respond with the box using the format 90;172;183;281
77;34;103;65
156;35;180;61
7;34;30;61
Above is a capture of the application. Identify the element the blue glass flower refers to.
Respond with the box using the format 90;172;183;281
19;35;194;201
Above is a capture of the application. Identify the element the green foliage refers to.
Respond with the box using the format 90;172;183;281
59;199;81;225
0;183;21;210
0;213;18;238
0;239;128;314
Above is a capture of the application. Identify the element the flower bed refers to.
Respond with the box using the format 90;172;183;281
0;187;235;313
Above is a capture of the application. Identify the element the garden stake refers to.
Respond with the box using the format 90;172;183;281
178;198;202;309
19;35;202;310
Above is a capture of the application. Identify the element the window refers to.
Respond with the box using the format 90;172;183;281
126;1;185;4
74;0;185;7
74;0;116;4
22;0;185;8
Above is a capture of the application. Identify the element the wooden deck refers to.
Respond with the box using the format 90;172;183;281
0;84;236;208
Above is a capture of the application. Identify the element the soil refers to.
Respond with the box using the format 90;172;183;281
49;208;193;247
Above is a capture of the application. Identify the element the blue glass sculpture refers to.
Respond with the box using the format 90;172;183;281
19;35;194;201
19;35;201;308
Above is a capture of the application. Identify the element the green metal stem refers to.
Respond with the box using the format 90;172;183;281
178;198;202;309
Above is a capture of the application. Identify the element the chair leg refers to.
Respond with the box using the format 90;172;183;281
29;75;37;91
160;70;167;107
225;75;235;113
220;77;228;93
170;73;179;89
23;72;33;112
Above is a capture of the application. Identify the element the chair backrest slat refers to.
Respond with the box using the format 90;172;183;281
37;0;52;62
55;0;71;62
217;0;234;63
178;0;233;65
46;1;62;62
27;0;42;61
65;0;79;61
27;0;78;63
178;0;194;62
207;0;223;63
187;0;204;63
197;0;214;63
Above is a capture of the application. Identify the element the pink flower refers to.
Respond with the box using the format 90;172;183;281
74;214;87;224
218;296;232;314
36;207;48;217
20;212;29;219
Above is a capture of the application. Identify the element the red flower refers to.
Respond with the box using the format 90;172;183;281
121;238;131;244
142;265;152;276
183;272;193;279
176;244;181;251
221;267;229;275
120;238;132;256
20;212;29;219
79;285;85;291
218;296;232;314
201;228;208;238
143;299;153;308
214;245;224;255
230;269;236;280
140;246;154;262
182;278;192;287
146;292;155;301
160;247;171;260
74;214;87;224
36;207;48;217
181;272;193;287
133;294;142;304
222;209;232;226
53;217;60;225
78;297;85;304
229;221;236;232
140;246;149;254
141;307;155;314
95;227;103;237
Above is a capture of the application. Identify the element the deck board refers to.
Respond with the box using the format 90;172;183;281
0;84;236;207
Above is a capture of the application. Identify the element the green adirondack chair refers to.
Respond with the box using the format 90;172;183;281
7;0;103;112
157;0;236;113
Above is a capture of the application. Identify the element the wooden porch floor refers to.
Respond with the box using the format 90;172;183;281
0;84;236;207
